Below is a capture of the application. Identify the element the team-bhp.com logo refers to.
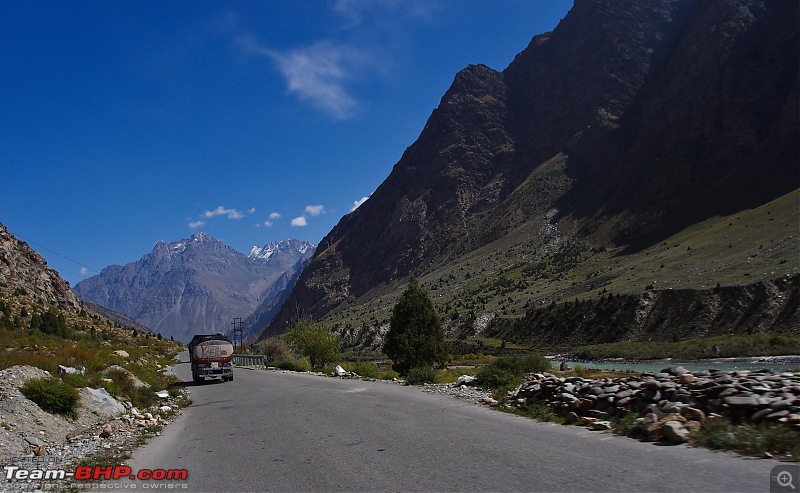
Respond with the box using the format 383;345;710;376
4;464;188;489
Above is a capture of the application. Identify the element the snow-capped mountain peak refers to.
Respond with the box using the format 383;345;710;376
248;239;315;262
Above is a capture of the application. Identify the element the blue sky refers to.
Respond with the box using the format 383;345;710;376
1;1;573;286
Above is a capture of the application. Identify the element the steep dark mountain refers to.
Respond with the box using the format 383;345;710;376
260;0;799;340
74;234;314;343
548;0;800;247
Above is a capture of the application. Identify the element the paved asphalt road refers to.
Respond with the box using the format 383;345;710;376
118;354;783;492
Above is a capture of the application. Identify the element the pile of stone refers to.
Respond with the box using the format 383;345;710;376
119;405;166;428
420;381;494;404
510;366;800;442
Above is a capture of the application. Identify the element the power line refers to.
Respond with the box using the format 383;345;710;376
14;234;100;275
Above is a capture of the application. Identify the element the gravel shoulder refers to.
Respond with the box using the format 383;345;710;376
0;365;185;493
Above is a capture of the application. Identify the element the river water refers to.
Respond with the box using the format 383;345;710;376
550;355;800;374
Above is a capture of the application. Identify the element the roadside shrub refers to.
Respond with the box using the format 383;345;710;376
406;366;437;385
274;358;312;372
435;368;463;384
693;419;800;460
378;369;400;381
99;366;162;409
104;367;137;395
341;361;379;378
259;337;293;363
61;372;89;389
509;402;561;422
21;377;80;419
359;360;399;380
611;411;640;435
476;362;518;391
124;363;174;392
477;353;551;393
99;379;123;399
284;319;340;368
128;385;158;409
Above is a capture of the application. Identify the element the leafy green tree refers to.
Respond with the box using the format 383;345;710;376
284;318;340;368
383;277;448;375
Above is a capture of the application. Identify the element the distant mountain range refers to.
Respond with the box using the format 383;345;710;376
258;0;799;345
74;234;314;343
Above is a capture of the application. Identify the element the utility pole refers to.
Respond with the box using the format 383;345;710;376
231;317;243;352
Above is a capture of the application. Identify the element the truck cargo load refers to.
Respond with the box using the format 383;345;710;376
188;333;234;383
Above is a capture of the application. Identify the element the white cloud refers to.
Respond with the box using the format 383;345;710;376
248;207;256;214
258;41;364;120
188;220;206;229
350;196;369;211
304;204;325;216
256;212;281;227
236;0;437;120
80;267;90;275
202;205;249;220
291;216;308;227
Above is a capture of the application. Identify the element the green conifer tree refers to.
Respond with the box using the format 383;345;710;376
383;277;448;375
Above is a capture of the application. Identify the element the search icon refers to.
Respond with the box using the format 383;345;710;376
778;471;796;490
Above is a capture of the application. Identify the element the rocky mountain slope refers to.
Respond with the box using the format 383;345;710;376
243;255;312;335
259;0;798;343
74;234;314;343
485;274;800;350
0;222;79;310
76;295;153;335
